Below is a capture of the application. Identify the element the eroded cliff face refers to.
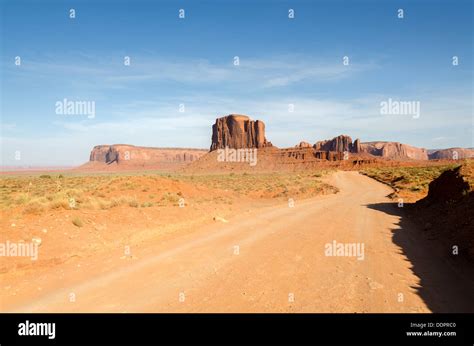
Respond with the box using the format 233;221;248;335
89;145;207;166
210;114;272;151
353;139;362;153
89;145;111;162
428;148;474;160
361;142;428;160
313;135;361;153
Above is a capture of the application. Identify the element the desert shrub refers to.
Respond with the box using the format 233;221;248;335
64;188;83;197
299;186;308;193
72;217;84;227
128;199;139;207
161;192;180;205
49;199;70;210
23;201;44;214
15;193;30;204
109;198;122;208
97;199;112;210
39;175;51;179
78;197;99;210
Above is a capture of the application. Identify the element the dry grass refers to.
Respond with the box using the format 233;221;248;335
0;170;336;215
176;170;337;198
362;165;453;192
459;160;474;188
361;160;473;201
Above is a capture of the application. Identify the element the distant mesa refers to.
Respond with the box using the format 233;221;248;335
295;141;312;148
82;144;207;171
210;114;272;151
428;148;474;160
90;144;205;165
308;135;435;161
359;141;428;160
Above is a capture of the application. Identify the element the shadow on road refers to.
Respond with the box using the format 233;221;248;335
365;201;474;313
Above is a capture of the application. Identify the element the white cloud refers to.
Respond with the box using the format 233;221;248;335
4;55;376;91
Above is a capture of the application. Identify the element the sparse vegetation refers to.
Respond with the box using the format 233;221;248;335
0;169;335;214
361;163;462;201
128;198;139;208
72;216;84;227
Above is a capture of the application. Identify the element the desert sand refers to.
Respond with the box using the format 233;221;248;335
2;170;473;313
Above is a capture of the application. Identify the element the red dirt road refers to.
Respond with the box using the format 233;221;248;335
3;171;474;312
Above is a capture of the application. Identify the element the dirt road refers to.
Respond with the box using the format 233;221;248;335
6;171;474;312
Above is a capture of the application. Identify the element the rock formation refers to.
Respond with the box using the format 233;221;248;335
314;151;345;160
210;114;272;151
89;145;112;162
428;148;474;160
295;141;312;148
425;166;471;203
281;148;345;161
353;139;361;153
87;144;207;167
85;114;472;174
313;135;361;153
360;142;428;160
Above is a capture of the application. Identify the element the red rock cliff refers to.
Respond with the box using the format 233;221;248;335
210;114;272;151
89;145;207;166
313;135;361;153
361;142;428;160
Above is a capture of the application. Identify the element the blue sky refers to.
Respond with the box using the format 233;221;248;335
1;0;472;165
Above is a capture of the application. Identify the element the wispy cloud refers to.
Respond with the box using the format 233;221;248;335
3;54;377;92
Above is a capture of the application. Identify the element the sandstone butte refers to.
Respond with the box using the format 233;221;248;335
208;114;473;161
210;114;272;151
83;114;474;170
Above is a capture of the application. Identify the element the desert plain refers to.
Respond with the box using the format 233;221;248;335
1;114;473;313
